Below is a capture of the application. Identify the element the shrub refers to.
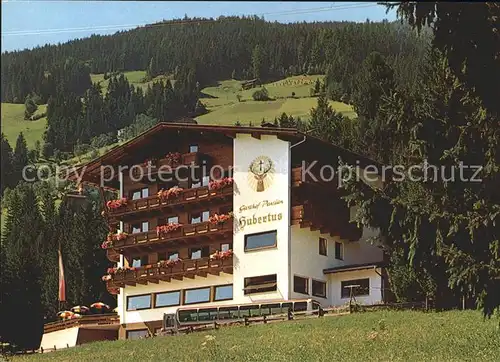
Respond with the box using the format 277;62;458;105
252;87;270;101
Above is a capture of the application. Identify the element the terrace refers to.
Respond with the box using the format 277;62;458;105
43;314;120;334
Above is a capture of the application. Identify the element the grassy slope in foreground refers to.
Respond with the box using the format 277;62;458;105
21;311;499;362
1;103;47;149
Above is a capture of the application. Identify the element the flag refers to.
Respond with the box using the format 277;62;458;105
58;244;66;302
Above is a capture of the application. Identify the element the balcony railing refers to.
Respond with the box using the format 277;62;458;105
107;256;233;289
109;220;233;251
291;204;361;241
43;314;119;333
108;184;233;219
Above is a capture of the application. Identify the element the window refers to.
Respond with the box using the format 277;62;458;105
155;291;181;308
243;274;277;295
127;294;151;311
189;144;199;153
159;216;179;225
131;187;149;200
214;285;233;301
189;246;210;260
168;251;179;260
312;280;327;298
126;329;149;340
293;275;309;295
191;210;210;224
335;241;343;260
341;278;370;299
191;176;209;189
244;230;277;251
131;255;148;268
221;243;232;252
319;238;327;256
131;221;149;234
184;287;211;305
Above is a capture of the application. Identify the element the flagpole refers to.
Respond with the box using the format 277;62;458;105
58;241;66;311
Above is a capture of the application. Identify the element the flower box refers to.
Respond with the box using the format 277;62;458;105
157;187;184;202
208;212;234;225
210;249;233;261
209;177;234;191
156;223;183;237
106;198;128;210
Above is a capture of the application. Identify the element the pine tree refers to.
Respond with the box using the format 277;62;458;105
12;133;29;185
1;185;44;349
0;133;14;194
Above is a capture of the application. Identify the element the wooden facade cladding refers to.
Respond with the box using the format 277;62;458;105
108;185;233;221
43;314;120;333
106;256;233;290
128;152;211;180
291;204;362;241
109;220;233;253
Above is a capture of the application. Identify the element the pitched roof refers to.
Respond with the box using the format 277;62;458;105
68;122;381;185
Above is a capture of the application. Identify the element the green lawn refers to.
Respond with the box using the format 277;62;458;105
1;103;47;148
19;311;499;362
197;76;356;125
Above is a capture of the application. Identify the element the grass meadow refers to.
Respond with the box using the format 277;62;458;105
18;310;500;362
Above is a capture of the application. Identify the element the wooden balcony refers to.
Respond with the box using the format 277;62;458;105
107;256;233;289
109;220;233;253
43;314;119;333
291;204;362;241
108;184;233;220
291;164;341;190
131;152;211;179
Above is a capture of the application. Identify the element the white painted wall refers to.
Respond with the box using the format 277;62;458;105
232;134;291;302
328;268;383;306
121;273;233;324
290;225;384;307
40;327;79;351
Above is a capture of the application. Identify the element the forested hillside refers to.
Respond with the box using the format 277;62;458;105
1;16;426;103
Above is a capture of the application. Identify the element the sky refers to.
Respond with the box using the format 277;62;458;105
2;1;397;52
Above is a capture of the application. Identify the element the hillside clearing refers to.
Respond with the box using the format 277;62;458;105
90;71;174;94
1;103;47;148
19;311;500;362
198;76;356;125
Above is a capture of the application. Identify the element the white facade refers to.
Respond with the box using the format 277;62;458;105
116;134;385;326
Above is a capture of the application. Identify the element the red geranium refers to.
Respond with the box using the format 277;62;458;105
209;177;234;191
156;223;182;237
106;198;128;210
208;212;234;225
157;187;184;201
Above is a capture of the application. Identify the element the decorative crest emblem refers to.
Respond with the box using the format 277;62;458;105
248;156;274;192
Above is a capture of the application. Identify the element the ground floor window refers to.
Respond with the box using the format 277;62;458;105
341;278;370;298
293;275;309;295
184;287;211;304
155;291;181;308
214;285;233;301
127;294;151;311
126;329;149;340
312;279;327;298
243;274;277;295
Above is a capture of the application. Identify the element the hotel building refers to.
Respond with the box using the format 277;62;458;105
65;123;387;340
